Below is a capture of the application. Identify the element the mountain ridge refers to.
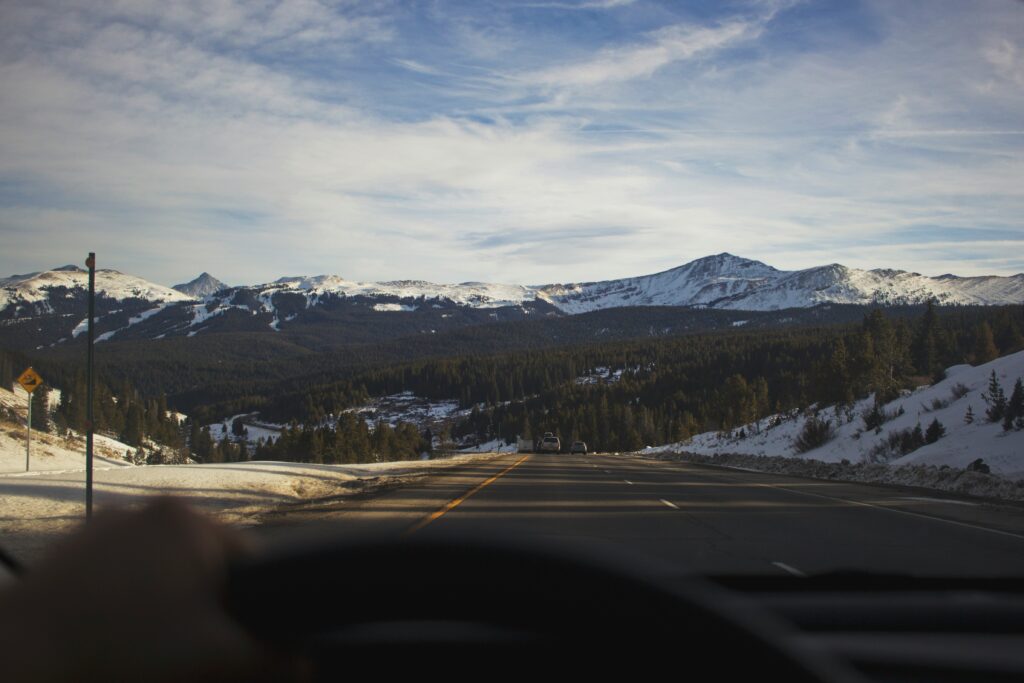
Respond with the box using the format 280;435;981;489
3;253;1024;347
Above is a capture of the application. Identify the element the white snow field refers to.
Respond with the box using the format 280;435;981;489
639;351;1024;499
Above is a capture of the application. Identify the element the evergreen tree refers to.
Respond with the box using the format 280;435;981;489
972;321;999;364
912;300;940;376
925;418;945;444
121;402;145;447
982;371;1008;423
964;405;975;424
1003;378;1024;431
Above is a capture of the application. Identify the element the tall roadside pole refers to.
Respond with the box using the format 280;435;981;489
16;368;43;472
85;252;96;520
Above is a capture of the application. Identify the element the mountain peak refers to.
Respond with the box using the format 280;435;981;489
675;252;779;278
173;272;227;298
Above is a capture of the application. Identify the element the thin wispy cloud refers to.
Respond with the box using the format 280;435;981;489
525;20;758;87
1;0;1022;285
520;0;638;10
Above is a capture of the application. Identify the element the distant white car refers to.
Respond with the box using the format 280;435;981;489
539;436;561;453
570;441;588;454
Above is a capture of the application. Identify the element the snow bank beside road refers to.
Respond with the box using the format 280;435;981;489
0;453;503;564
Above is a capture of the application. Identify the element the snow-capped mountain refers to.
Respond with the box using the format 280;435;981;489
3;254;1024;347
0;265;191;319
536;253;783;313
172;272;227;299
537;254;1024;312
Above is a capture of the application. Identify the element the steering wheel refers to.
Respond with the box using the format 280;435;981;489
226;535;861;681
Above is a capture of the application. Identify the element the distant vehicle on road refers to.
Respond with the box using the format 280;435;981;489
570;441;588;454
539;435;561;453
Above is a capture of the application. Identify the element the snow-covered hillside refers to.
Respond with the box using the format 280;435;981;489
651;351;1024;480
0;385;137;474
538;253;782;313
0;265;192;314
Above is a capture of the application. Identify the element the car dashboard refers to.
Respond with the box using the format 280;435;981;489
709;574;1024;683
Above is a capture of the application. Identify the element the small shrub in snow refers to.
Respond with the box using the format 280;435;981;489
949;383;970;400
930;396;950;411
869;424;926;461
967;458;991;474
862;401;904;431
964;405;975;424
793;415;835;453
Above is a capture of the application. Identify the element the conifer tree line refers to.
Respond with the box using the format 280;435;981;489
51;374;188;452
3;303;1023;462
980;370;1024;432
0;350;188;455
252;303;1024;454
185;411;428;464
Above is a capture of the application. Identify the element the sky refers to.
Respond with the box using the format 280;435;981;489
1;0;1023;287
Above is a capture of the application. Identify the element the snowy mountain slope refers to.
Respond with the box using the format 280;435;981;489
712;264;1024;310
537;253;781;313
172;272;227;298
0;265;192;317
657;351;1024;480
542;255;1024;313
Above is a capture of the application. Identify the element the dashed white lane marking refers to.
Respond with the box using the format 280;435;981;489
599;453;1024;542
624;480;634;485
771;562;807;578
660;499;679;510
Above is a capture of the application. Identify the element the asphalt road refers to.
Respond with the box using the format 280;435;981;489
263;452;1024;577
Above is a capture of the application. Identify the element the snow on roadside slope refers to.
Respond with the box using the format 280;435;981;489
1;385;134;473
646;351;1024;480
0;423;133;474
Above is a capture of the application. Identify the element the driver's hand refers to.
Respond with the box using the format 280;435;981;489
0;498;296;682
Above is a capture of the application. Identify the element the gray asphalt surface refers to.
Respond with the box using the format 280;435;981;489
262;452;1024;577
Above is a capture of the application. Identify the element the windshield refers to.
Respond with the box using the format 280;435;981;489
2;0;1024;585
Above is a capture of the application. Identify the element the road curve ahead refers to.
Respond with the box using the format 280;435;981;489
265;452;1024;577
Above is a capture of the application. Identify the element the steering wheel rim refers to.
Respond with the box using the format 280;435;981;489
227;535;860;681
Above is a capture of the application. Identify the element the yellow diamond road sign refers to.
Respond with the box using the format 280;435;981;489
17;367;43;394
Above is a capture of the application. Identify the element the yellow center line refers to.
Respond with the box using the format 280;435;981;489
403;454;531;536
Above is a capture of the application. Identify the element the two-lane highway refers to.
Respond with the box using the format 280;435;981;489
265;452;1024;577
